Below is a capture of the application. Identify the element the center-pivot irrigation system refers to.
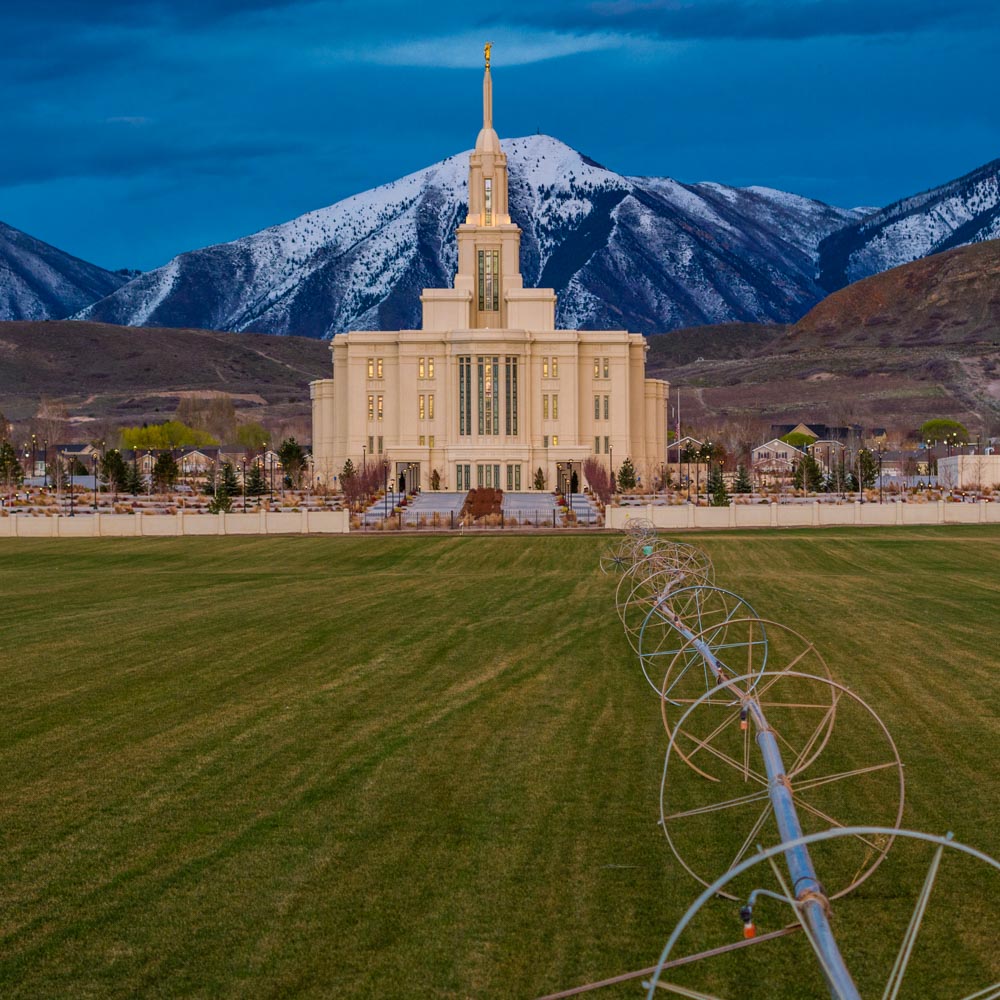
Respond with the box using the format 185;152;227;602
542;520;999;999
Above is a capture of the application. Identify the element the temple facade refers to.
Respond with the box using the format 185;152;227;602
310;54;668;493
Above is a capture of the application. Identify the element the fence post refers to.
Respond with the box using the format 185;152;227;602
552;509;557;528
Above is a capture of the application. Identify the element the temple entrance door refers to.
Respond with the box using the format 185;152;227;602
557;461;577;495
396;462;420;493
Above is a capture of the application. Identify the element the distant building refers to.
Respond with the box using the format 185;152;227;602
936;454;1000;490
769;423;886;447
752;438;806;485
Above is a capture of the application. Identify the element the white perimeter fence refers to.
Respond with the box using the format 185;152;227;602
607;499;1000;530
0;509;350;538
3;501;996;538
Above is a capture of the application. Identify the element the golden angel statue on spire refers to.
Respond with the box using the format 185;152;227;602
484;42;492;69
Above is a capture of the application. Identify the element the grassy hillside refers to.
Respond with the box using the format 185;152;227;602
1;530;997;998
6;241;1000;438
0;320;330;426
646;241;1000;432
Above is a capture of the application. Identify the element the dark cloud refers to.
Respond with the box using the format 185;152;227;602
0;119;307;188
518;0;999;40
1;0;314;32
0;0;996;271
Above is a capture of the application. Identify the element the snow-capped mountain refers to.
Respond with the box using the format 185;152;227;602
79;136;860;338
817;158;1000;292
0;222;127;321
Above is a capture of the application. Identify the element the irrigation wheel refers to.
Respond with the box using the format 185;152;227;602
645;828;1000;999
659;671;904;902
637;585;762;698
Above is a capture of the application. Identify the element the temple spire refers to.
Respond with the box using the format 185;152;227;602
483;43;493;130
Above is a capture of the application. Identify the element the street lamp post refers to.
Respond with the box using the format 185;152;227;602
69;455;75;517
877;448;884;504
242;459;247;513
383;460;390;517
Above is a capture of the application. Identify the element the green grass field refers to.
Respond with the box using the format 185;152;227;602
1;529;998;999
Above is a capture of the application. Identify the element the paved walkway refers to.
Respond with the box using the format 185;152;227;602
360;491;466;526
360;490;602;526
502;492;601;525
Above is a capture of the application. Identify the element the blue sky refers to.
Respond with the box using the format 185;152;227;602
2;0;997;271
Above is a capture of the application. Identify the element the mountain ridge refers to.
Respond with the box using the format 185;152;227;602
78;134;860;338
817;158;1000;292
646;241;1000;431
0;222;127;321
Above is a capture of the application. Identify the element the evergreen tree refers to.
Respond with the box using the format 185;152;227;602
220;461;239;494
207;488;233;513
245;462;267;496
100;450;128;496
570;470;579;494
857;448;878;490
152;452;179;492
430;468;441;490
617;457;637;491
734;464;752;494
792;454;824;492
705;462;729;505
533;467;546;490
829;457;848;494
278;437;307;488
0;440;23;490
124;460;143;496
